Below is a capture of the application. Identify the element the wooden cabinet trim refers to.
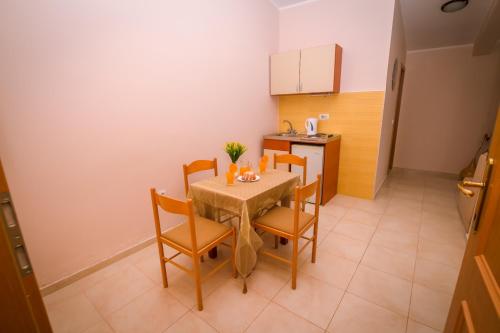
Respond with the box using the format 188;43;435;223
321;138;340;205
333;44;342;93
262;139;290;152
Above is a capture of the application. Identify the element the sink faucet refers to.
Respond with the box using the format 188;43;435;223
283;120;297;135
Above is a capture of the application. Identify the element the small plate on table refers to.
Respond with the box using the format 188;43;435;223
236;175;261;183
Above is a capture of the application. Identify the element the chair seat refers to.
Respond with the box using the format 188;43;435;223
163;216;230;252
254;206;315;235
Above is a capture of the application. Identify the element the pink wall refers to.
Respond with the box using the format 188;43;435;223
394;45;500;174
278;0;396;92
0;0;278;286
375;0;407;191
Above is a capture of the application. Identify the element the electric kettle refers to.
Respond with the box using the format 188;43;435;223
305;118;318;136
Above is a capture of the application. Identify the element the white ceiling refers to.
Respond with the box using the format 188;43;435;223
400;0;494;50
269;0;312;9
269;0;494;51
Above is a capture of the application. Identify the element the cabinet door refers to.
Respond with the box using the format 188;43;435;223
300;44;335;93
270;50;300;95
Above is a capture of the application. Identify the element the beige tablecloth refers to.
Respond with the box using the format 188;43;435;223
188;169;300;277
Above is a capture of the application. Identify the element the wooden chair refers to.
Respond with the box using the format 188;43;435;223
183;158;218;195
273;153;307;185
183;158;234;224
150;188;236;311
253;174;321;289
273;153;308;247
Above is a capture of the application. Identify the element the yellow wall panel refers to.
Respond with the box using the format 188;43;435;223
278;92;384;199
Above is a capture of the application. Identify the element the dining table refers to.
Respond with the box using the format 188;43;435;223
188;168;300;292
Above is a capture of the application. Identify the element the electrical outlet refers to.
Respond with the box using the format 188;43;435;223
319;114;329;120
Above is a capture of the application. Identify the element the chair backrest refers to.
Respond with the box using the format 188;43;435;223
183;158;218;195
292;174;321;234
273;153;307;185
150;188;199;252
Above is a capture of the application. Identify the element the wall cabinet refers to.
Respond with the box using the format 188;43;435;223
270;44;342;95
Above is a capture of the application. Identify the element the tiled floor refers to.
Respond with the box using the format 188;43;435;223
44;169;466;333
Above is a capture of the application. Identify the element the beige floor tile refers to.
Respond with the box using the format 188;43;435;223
343;208;382;226
106;287;187;333
43;259;132;307
165;311;216;333
414;258;459;295
378;214;421;234
406;320;441;333
302;217;336;244
82;321;114;333
327;293;406;333
134;252;178;286
410;284;452;331
166;264;232;308
320;232;368;262
347;265;412;316
245;260;290;299
389;197;423;210
247;303;323;333
300;249;357;289
333;221;376;242
422;208;460;224
389;187;424;201
331;194;362;208
85;266;155;315
361;244;416;281
352;198;389;215
321;204;349;219
419;222;465;248
371;229;419;255
385;205;421;219
46;293;102;333
274;274;344;329
417;239;465;268
195;280;269;333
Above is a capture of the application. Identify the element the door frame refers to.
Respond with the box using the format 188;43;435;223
389;65;406;171
0;159;52;332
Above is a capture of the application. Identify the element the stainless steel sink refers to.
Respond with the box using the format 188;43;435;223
276;132;298;137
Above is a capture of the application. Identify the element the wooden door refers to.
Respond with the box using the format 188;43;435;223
0;160;52;332
299;44;335;94
270;50;300;95
444;108;500;332
389;66;406;170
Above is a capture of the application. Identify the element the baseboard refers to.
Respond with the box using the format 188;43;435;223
390;167;459;180
40;236;157;296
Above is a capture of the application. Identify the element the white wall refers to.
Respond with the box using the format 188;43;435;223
394;45;500;174
0;0;278;286
278;0;396;92
375;0;407;191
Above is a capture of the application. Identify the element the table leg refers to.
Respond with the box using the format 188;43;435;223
208;247;218;259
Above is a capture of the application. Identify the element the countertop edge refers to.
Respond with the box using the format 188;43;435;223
263;134;341;145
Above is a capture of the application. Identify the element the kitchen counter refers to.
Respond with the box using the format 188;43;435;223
262;133;341;205
263;133;341;145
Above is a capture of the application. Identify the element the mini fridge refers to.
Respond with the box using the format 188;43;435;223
291;144;324;204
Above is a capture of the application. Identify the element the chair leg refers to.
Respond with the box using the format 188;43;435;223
156;242;168;288
312;220;319;264
274;235;279;249
231;229;238;278
192;254;203;311
291;238;298;290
